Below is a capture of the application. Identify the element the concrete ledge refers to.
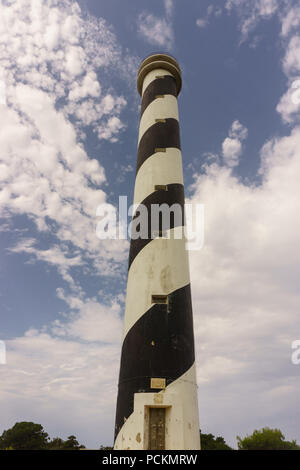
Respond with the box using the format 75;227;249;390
137;53;182;96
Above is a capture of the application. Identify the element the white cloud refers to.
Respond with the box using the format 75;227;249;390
164;0;173;20
190;8;300;444
280;6;300;37
196;18;208;29
277;33;300;123
0;0;133;291
2;324;121;447
225;0;279;41
222;120;248;167
196;5;222;29
226;3;300;124
68;72;101;102
229;119;248;140
137;13;174;49
283;35;300;76
0;3;133;447
137;1;175;49
97;116;125;143
222;137;242;166
276;79;300;123
52;293;123;344
189;125;300;444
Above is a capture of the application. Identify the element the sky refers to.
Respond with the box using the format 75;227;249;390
0;0;300;449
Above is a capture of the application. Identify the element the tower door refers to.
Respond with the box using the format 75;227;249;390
149;408;166;450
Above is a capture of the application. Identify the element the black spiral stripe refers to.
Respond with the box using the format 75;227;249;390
140;75;177;117
128;183;185;269
114;284;195;440
136;118;180;175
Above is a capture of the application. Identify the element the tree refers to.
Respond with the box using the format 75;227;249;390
47;435;85;450
47;437;65;450
62;435;85;450
237;427;300;450
0;422;49;450
200;431;232;450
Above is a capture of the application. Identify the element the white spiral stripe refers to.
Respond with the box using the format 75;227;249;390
133;148;183;206
138;94;179;145
122;228;190;341
142;68;173;96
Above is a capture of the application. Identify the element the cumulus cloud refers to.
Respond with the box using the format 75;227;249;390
189;125;300;444
283;35;300;75
222;120;248;167
0;1;134;445
137;0;174;49
277;79;300;123
2;322;121;447
280;5;300;37
225;1;300;124
97;116;125;143
53;291;123;343
0;0;134;291
189;5;300;439
225;0;280;41
277;31;300;123
137;13;174;49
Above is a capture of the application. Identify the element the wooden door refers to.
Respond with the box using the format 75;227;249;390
149;407;166;450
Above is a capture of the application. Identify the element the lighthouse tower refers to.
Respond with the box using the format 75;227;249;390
114;54;200;450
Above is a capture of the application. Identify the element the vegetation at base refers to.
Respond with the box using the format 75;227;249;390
237;427;300;450
0;422;85;450
200;430;232;450
1;422;299;450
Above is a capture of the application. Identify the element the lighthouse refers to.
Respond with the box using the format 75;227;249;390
114;53;200;450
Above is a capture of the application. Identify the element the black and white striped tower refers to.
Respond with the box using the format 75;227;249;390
114;53;200;450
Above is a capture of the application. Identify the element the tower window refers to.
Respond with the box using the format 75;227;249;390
155;118;166;123
151;294;168;304
154;148;166;153
154;184;168;191
155;94;165;99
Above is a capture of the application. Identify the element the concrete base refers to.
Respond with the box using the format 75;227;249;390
114;365;200;450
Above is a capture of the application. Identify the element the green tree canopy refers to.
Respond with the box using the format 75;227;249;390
0;423;86;450
200;431;233;450
62;435;85;450
237;427;300;450
47;437;65;450
0;422;49;450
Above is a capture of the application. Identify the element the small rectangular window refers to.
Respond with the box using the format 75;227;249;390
154;148;166;153
155;75;165;79
154;185;168;191
155;94;165;99
155;118;166;123
151;294;168;304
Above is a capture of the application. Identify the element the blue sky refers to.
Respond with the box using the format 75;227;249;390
0;0;300;449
